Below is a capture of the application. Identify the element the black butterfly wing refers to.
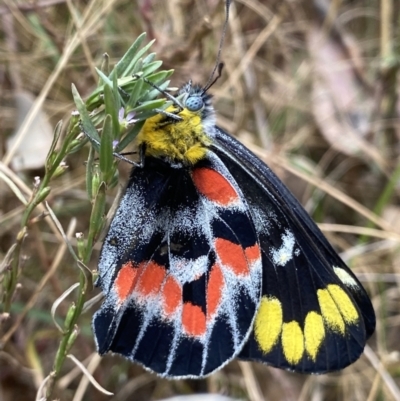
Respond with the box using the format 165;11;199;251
211;127;375;373
93;155;262;378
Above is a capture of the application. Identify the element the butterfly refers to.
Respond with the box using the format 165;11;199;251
91;0;375;379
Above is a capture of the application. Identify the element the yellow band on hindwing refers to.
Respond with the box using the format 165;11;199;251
255;283;359;367
304;311;325;361
317;284;359;334
281;321;304;364
327;284;359;323
254;296;283;353
137;106;212;164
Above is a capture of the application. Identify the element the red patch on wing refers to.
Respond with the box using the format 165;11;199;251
115;261;138;303
207;263;224;319
192;167;239;205
245;244;261;263
215;238;249;276
136;261;166;296
182;303;206;337
162;276;182;316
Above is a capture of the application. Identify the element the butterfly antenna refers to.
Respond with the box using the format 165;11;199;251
202;0;231;93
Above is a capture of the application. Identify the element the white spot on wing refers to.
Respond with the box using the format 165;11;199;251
334;266;359;289
271;230;296;267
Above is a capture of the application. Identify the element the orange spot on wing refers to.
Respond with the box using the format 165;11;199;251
115;261;138;303
245;244;261;263
207;264;224;319
182;303;206;337
162;276;182;316
136;261;166;296
215;238;249;275
192;167;239;205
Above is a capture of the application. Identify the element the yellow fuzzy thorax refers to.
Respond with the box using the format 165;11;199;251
137;105;212;165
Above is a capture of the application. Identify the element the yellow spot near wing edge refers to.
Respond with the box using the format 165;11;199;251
304;312;325;361
318;284;359;334
255;296;283;354
281;321;304;364
328;284;359;324
317;287;345;333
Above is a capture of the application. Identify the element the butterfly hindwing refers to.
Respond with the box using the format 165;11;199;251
93;154;262;378
212;128;375;373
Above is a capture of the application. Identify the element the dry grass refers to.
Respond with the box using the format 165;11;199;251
1;0;400;400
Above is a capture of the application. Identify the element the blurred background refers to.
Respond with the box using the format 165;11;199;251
1;0;400;400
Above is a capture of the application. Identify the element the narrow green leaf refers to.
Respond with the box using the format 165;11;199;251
91;165;101;202
95;68;113;88
86;146;95;201
142;60;163;77
146;70;174;84
101;53;110;74
130;99;166;113
71;84;100;148
89;182;107;241
109;32;147;80
126;79;144;109
84;90;103;111
121;39;156;77
99;115;114;182
88;108;106;128
142;52;156;66
46;120;63;170
66;137;87;154
112;70;121;118
64;303;77;330
84;68;113;109
103;85;119;141
132;58;144;75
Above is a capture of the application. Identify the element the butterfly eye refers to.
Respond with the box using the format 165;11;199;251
185;95;204;112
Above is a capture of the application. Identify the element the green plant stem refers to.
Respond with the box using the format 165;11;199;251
46;270;87;398
45;178;106;399
1;121;83;315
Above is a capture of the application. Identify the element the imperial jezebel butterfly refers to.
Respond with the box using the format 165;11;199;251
92;0;375;379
